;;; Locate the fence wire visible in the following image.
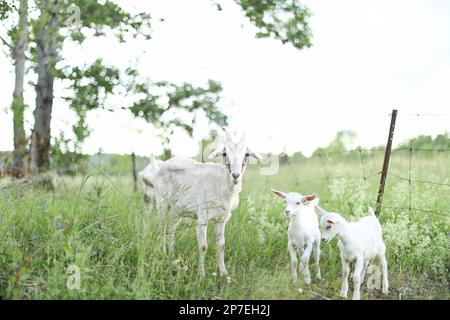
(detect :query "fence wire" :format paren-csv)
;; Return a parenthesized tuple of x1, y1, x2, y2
(253, 113, 449, 220)
(1, 112, 449, 220)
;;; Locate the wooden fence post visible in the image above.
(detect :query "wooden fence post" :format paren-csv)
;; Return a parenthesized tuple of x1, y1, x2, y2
(131, 152, 137, 192)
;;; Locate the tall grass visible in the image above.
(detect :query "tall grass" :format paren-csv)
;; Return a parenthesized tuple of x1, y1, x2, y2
(0, 153, 449, 299)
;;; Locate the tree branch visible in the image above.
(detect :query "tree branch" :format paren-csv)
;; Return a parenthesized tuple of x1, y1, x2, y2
(0, 35, 13, 50)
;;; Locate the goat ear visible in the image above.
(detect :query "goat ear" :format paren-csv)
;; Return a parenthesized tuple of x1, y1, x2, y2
(248, 149, 263, 161)
(325, 215, 339, 223)
(208, 147, 225, 160)
(304, 194, 317, 202)
(271, 188, 287, 199)
(303, 194, 319, 205)
(326, 217, 339, 224)
(314, 205, 328, 217)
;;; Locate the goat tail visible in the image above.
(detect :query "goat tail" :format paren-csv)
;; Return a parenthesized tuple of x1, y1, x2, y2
(368, 206, 375, 216)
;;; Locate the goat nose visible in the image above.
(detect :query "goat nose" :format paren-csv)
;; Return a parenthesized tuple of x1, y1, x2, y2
(285, 210, 290, 215)
(232, 173, 240, 179)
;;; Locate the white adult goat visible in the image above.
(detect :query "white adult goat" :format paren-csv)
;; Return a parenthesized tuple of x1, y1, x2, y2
(271, 189, 321, 284)
(314, 206, 389, 300)
(139, 129, 261, 276)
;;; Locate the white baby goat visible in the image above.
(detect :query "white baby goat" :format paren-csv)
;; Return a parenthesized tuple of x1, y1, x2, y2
(314, 206, 389, 300)
(139, 128, 261, 277)
(271, 189, 321, 284)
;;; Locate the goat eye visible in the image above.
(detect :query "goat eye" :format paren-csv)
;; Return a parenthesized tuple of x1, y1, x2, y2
(245, 153, 250, 157)
(296, 202, 301, 205)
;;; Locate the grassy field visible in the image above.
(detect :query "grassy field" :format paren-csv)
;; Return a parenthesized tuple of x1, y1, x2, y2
(0, 152, 449, 299)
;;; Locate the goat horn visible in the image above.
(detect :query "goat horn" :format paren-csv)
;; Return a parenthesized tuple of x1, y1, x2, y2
(240, 131, 247, 143)
(222, 127, 233, 142)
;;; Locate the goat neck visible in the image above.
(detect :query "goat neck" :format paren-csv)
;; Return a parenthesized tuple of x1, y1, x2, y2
(334, 219, 352, 246)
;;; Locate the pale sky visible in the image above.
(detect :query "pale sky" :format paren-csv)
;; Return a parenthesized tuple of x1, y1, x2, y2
(1, 0, 449, 157)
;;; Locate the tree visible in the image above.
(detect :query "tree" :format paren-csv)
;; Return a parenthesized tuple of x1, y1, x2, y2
(312, 130, 357, 157)
(30, 0, 60, 172)
(433, 133, 450, 150)
(127, 78, 227, 138)
(3, 0, 313, 174)
(30, 0, 153, 172)
(228, 0, 312, 49)
(0, 0, 29, 177)
(290, 151, 305, 163)
(28, 0, 226, 173)
(0, 0, 12, 20)
(397, 133, 450, 156)
(11, 0, 28, 177)
(55, 59, 121, 155)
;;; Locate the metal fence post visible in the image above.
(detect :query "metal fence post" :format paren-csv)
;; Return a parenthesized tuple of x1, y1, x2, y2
(375, 109, 398, 216)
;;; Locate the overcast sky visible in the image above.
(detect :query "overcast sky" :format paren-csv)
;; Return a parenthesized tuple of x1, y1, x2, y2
(1, 0, 449, 157)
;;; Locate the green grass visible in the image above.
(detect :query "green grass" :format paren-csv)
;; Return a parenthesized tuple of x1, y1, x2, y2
(0, 153, 449, 299)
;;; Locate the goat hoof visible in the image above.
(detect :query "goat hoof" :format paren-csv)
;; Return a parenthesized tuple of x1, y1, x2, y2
(340, 292, 347, 298)
(219, 270, 228, 277)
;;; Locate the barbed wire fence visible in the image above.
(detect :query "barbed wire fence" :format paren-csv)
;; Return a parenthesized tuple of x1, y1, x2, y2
(1, 110, 449, 221)
(252, 110, 449, 220)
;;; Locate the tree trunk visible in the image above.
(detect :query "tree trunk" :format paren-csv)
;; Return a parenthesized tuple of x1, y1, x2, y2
(30, 0, 59, 173)
(11, 0, 28, 178)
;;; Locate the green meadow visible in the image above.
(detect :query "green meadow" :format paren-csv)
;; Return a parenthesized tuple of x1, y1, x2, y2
(0, 151, 449, 299)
